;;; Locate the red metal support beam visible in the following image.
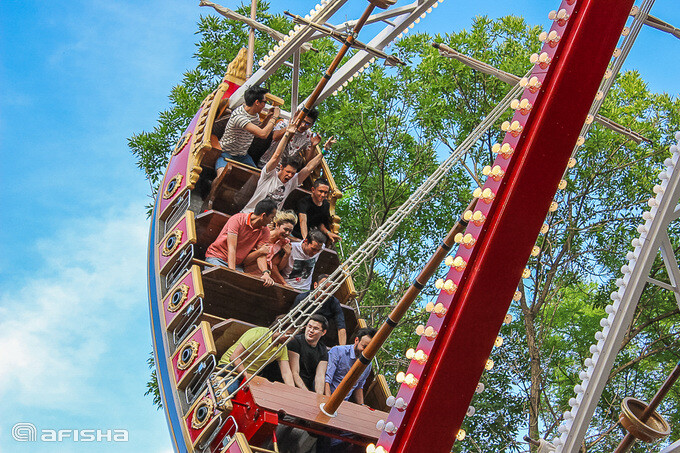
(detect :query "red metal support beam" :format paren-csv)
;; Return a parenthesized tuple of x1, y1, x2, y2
(386, 0, 634, 451)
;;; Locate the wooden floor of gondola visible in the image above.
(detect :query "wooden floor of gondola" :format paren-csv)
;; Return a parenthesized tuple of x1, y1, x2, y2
(248, 376, 387, 441)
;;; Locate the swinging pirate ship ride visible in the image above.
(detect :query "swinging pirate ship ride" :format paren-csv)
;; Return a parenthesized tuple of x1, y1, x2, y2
(147, 0, 680, 452)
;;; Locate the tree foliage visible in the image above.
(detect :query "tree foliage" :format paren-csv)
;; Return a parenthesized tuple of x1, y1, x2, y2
(132, 4, 680, 452)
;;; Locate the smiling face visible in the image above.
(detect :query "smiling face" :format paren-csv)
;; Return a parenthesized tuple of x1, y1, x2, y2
(275, 221, 294, 239)
(304, 319, 326, 345)
(311, 183, 330, 205)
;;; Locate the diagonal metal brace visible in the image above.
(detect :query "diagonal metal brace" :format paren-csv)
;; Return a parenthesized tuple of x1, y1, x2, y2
(200, 0, 318, 53)
(284, 11, 405, 66)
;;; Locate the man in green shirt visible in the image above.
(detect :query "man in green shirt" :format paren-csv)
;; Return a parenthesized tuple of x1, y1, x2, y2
(218, 320, 295, 389)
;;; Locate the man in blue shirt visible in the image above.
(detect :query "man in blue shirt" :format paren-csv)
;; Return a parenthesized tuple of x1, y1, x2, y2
(324, 327, 376, 404)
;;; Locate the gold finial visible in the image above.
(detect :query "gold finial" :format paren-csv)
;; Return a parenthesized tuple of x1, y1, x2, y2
(224, 48, 248, 84)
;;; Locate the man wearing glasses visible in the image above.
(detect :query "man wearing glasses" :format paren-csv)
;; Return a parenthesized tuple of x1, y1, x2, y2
(216, 86, 280, 171)
(257, 107, 322, 168)
(291, 274, 346, 345)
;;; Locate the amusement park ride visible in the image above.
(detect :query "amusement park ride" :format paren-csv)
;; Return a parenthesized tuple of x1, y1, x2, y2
(146, 0, 680, 452)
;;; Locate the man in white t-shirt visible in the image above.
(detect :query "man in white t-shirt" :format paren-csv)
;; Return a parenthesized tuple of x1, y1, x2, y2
(283, 229, 326, 291)
(241, 123, 324, 213)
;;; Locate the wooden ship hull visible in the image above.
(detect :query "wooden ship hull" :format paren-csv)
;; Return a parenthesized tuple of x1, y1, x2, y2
(147, 50, 390, 453)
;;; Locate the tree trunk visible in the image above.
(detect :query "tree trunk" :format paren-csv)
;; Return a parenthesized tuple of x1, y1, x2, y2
(522, 306, 542, 451)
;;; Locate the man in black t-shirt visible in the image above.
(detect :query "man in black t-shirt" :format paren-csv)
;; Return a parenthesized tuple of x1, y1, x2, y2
(292, 274, 347, 345)
(288, 314, 329, 394)
(292, 178, 341, 243)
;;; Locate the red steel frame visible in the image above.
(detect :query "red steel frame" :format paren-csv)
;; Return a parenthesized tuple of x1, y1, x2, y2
(390, 0, 634, 451)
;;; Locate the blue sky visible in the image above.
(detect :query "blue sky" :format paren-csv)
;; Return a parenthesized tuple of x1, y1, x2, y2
(0, 1, 677, 452)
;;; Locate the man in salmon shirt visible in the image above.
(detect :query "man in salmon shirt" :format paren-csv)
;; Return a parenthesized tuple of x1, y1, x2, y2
(205, 198, 277, 286)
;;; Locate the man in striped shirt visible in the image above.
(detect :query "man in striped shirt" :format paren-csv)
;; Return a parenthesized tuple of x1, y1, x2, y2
(216, 86, 280, 172)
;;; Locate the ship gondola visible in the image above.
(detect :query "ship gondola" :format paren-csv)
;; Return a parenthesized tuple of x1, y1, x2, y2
(148, 39, 392, 452)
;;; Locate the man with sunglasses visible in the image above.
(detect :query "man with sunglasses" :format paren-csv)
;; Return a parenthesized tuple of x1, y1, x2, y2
(257, 108, 322, 168)
(216, 86, 280, 171)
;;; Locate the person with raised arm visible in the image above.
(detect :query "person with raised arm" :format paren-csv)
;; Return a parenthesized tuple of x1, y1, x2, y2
(241, 123, 324, 214)
(257, 107, 321, 168)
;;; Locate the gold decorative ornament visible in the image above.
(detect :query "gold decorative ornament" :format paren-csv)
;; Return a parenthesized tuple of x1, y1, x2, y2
(177, 340, 200, 371)
(167, 284, 190, 312)
(162, 229, 183, 256)
(224, 48, 248, 84)
(172, 133, 191, 156)
(163, 174, 183, 199)
(192, 94, 215, 156)
(191, 396, 215, 430)
(619, 397, 670, 443)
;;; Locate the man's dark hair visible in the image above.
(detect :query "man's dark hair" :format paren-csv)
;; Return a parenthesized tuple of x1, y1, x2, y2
(271, 313, 296, 332)
(312, 178, 330, 189)
(354, 327, 377, 342)
(315, 273, 329, 283)
(307, 108, 319, 122)
(308, 314, 328, 331)
(254, 198, 277, 216)
(244, 86, 269, 107)
(306, 229, 327, 245)
(281, 154, 304, 172)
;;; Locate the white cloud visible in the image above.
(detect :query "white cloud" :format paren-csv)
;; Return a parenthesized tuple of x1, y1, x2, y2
(0, 202, 149, 410)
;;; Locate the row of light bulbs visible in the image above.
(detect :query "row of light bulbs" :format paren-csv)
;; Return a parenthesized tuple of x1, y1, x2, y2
(257, 0, 331, 68)
(368, 0, 579, 451)
(552, 134, 680, 451)
(549, 3, 670, 448)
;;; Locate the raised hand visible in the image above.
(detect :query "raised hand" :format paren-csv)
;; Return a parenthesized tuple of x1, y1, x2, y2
(323, 136, 337, 151)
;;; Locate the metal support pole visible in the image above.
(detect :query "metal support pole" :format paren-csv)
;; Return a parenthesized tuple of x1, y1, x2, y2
(321, 199, 477, 416)
(290, 3, 375, 128)
(291, 50, 300, 114)
(276, 2, 377, 152)
(246, 0, 257, 78)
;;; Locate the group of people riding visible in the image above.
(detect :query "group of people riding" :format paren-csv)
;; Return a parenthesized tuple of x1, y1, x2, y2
(204, 86, 373, 452)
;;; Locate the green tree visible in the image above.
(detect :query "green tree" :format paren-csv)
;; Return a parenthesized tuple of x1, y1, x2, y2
(132, 6, 680, 452)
